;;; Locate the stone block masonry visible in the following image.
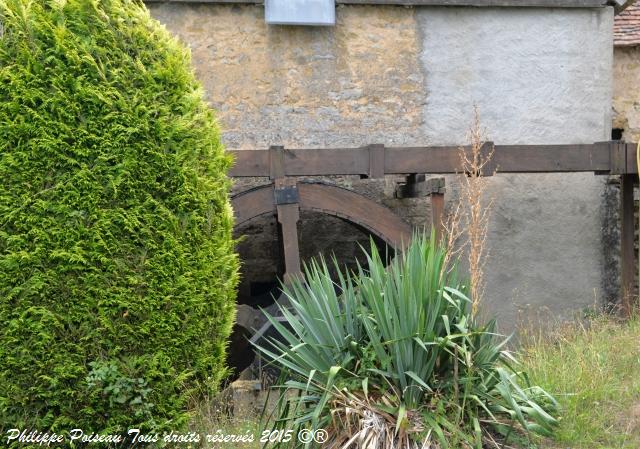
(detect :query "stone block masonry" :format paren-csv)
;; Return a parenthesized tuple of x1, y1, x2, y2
(614, 46, 640, 142)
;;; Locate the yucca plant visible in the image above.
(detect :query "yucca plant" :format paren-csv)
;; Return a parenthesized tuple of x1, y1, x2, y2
(256, 231, 557, 449)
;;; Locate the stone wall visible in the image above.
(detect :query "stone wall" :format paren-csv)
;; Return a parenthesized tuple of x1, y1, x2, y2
(612, 44, 640, 304)
(148, 4, 427, 148)
(147, 3, 616, 331)
(613, 46, 640, 142)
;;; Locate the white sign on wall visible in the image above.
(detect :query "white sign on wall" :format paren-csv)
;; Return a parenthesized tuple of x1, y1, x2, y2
(265, 0, 335, 26)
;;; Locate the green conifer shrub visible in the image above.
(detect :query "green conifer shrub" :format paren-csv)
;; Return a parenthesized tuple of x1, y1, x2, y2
(0, 0, 238, 434)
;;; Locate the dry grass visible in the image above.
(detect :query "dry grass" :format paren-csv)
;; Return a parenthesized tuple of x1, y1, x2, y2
(325, 390, 436, 449)
(185, 385, 264, 449)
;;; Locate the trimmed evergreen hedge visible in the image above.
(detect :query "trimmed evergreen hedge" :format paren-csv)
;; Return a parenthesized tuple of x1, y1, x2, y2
(0, 0, 238, 434)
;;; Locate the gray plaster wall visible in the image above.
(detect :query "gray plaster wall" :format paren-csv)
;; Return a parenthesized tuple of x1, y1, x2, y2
(417, 7, 614, 328)
(418, 8, 612, 144)
(147, 3, 616, 329)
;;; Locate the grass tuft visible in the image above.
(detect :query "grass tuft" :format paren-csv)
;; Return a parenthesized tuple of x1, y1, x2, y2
(520, 313, 640, 449)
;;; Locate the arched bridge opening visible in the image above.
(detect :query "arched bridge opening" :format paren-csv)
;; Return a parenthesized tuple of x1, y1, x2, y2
(228, 181, 413, 379)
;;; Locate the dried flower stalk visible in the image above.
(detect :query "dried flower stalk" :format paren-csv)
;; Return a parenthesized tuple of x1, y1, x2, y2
(444, 108, 495, 318)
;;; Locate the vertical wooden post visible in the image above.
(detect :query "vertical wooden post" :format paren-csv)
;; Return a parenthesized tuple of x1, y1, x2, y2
(426, 177, 446, 244)
(620, 173, 635, 317)
(277, 204, 301, 284)
(269, 145, 285, 180)
(368, 144, 385, 179)
(431, 191, 445, 243)
(274, 178, 302, 285)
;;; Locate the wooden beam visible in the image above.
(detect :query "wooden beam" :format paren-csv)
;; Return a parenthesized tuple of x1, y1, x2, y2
(275, 178, 302, 283)
(277, 203, 302, 284)
(610, 141, 628, 175)
(230, 150, 270, 177)
(387, 143, 612, 174)
(489, 143, 612, 173)
(620, 174, 636, 317)
(232, 184, 274, 227)
(298, 183, 412, 248)
(431, 191, 445, 243)
(626, 143, 639, 175)
(368, 144, 385, 179)
(228, 142, 621, 178)
(269, 145, 285, 180)
(229, 148, 370, 177)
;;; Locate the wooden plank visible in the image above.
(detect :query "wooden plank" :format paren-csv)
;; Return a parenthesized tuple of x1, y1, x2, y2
(610, 141, 627, 175)
(229, 148, 370, 177)
(385, 146, 460, 174)
(386, 143, 612, 174)
(431, 192, 445, 243)
(298, 183, 412, 248)
(620, 174, 636, 317)
(626, 143, 639, 175)
(228, 142, 620, 177)
(368, 144, 385, 179)
(491, 143, 612, 173)
(480, 141, 497, 176)
(285, 148, 370, 176)
(394, 175, 446, 242)
(229, 150, 270, 177)
(232, 185, 275, 226)
(275, 179, 302, 284)
(269, 145, 285, 180)
(277, 205, 302, 284)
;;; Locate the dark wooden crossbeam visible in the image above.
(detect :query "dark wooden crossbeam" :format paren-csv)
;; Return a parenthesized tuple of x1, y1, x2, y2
(228, 142, 638, 178)
(230, 142, 639, 317)
(230, 141, 639, 317)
